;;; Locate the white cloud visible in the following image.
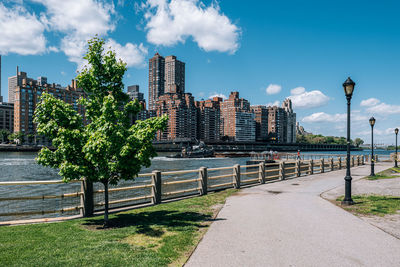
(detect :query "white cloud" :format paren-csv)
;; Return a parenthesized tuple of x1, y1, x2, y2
(302, 112, 367, 123)
(266, 84, 281, 95)
(142, 0, 240, 54)
(288, 87, 329, 109)
(360, 98, 380, 107)
(0, 3, 46, 55)
(366, 102, 400, 115)
(290, 87, 305, 95)
(35, 0, 116, 65)
(105, 39, 148, 67)
(209, 93, 227, 100)
(266, 101, 280, 107)
(28, 0, 148, 68)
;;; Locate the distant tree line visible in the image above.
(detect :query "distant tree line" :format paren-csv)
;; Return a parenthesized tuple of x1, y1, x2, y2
(296, 134, 364, 147)
(0, 129, 38, 145)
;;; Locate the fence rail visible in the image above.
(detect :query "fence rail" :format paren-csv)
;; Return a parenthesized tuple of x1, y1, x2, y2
(0, 154, 378, 223)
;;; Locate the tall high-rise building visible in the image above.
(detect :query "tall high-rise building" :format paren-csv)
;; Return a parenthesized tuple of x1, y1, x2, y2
(196, 97, 222, 142)
(282, 98, 296, 143)
(221, 92, 255, 142)
(164, 55, 185, 94)
(267, 99, 296, 143)
(8, 67, 33, 104)
(148, 53, 165, 111)
(251, 105, 269, 141)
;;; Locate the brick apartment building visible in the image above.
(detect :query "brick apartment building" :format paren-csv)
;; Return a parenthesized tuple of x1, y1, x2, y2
(267, 99, 296, 143)
(156, 93, 197, 141)
(221, 92, 255, 142)
(196, 97, 223, 142)
(251, 105, 269, 141)
(13, 76, 85, 135)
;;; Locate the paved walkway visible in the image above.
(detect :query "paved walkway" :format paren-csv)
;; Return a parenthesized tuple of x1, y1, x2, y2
(186, 162, 400, 267)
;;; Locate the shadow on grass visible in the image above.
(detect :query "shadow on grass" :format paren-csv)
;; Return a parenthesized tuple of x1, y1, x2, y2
(82, 210, 226, 233)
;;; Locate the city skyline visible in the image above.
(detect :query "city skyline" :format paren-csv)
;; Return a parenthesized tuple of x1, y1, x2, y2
(1, 0, 400, 144)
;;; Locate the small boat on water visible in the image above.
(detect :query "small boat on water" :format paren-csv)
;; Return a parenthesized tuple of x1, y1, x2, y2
(167, 142, 215, 158)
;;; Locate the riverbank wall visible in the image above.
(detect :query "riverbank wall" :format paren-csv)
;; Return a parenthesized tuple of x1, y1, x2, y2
(0, 143, 362, 153)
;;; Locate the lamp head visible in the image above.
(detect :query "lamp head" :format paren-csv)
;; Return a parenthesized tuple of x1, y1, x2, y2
(396, 128, 399, 135)
(343, 77, 355, 98)
(369, 117, 376, 127)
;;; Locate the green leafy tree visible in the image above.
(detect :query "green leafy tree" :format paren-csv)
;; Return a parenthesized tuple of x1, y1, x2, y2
(354, 138, 364, 147)
(0, 129, 10, 143)
(34, 37, 168, 226)
(8, 132, 25, 145)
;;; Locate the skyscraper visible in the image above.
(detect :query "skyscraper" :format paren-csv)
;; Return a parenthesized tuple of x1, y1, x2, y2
(164, 55, 185, 94)
(196, 97, 222, 142)
(251, 105, 269, 141)
(282, 98, 296, 143)
(8, 67, 33, 104)
(148, 53, 165, 111)
(267, 99, 296, 143)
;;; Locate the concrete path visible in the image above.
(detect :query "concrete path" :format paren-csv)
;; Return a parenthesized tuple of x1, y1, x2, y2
(186, 162, 400, 267)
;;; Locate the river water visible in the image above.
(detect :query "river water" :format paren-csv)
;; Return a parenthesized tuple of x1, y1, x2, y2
(0, 149, 393, 222)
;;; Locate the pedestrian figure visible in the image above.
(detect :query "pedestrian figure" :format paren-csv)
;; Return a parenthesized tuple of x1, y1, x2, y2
(297, 150, 301, 160)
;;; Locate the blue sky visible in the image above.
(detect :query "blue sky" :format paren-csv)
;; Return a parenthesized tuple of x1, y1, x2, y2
(1, 0, 400, 144)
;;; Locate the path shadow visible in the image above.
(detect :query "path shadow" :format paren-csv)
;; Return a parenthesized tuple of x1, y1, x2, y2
(82, 210, 226, 233)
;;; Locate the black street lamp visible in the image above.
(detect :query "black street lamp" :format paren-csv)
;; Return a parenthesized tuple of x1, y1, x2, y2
(395, 128, 399, 168)
(369, 117, 376, 176)
(342, 77, 355, 205)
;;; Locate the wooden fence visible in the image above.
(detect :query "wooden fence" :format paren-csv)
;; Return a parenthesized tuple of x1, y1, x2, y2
(0, 155, 374, 223)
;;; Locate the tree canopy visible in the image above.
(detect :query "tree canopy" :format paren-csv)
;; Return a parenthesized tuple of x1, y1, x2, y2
(296, 134, 363, 146)
(34, 37, 168, 226)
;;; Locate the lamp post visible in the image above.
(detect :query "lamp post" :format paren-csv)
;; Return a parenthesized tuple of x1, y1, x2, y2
(342, 77, 355, 205)
(369, 117, 375, 176)
(395, 128, 399, 168)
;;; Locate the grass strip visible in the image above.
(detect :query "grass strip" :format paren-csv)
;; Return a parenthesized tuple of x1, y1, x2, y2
(366, 167, 400, 180)
(337, 195, 400, 216)
(0, 189, 237, 267)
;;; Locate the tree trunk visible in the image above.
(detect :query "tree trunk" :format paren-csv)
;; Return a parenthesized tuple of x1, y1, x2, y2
(103, 181, 109, 228)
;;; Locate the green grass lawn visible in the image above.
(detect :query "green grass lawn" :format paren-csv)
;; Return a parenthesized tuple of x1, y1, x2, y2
(366, 167, 400, 180)
(337, 195, 400, 216)
(0, 189, 236, 267)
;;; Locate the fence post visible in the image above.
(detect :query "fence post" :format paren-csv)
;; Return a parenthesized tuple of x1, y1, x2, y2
(321, 158, 325, 173)
(80, 178, 94, 217)
(362, 155, 365, 165)
(310, 159, 314, 175)
(233, 164, 241, 189)
(296, 160, 301, 177)
(330, 158, 334, 171)
(259, 163, 265, 184)
(338, 157, 342, 169)
(279, 161, 285, 180)
(375, 155, 379, 162)
(199, 167, 208, 195)
(152, 170, 162, 204)
(351, 156, 354, 167)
